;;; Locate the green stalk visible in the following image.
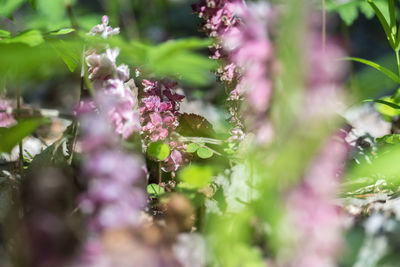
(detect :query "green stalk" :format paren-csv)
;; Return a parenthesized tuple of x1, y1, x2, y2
(396, 49, 400, 77)
(389, 0, 397, 35)
(368, 0, 395, 49)
(16, 81, 23, 174)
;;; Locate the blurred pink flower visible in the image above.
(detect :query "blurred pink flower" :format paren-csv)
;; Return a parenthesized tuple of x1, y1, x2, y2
(0, 98, 16, 128)
(85, 22, 140, 139)
(88, 15, 120, 38)
(287, 132, 349, 267)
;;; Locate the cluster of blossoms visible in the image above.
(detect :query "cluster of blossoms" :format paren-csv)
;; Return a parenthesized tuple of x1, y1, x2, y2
(73, 17, 147, 266)
(0, 97, 16, 128)
(83, 16, 140, 139)
(223, 2, 275, 143)
(286, 26, 350, 267)
(193, 0, 275, 144)
(78, 106, 146, 231)
(76, 105, 146, 267)
(287, 131, 349, 267)
(79, 15, 145, 232)
(192, 0, 244, 143)
(139, 79, 190, 172)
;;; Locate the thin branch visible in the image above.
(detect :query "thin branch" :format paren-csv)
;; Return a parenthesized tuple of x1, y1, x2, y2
(16, 82, 23, 174)
(177, 136, 224, 145)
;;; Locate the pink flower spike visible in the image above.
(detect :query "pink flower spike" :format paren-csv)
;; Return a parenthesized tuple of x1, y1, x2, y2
(102, 15, 109, 25)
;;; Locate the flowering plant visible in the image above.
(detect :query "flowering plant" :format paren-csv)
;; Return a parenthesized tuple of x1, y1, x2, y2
(1, 0, 400, 267)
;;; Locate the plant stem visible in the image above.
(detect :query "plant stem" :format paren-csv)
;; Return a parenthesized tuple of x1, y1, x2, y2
(16, 82, 23, 174)
(395, 50, 400, 77)
(158, 162, 162, 194)
(177, 136, 223, 145)
(66, 4, 79, 30)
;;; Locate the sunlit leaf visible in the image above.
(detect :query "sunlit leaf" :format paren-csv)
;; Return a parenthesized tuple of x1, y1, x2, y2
(0, 30, 10, 38)
(147, 184, 165, 198)
(0, 30, 44, 47)
(345, 57, 400, 83)
(178, 165, 213, 189)
(50, 40, 79, 72)
(187, 143, 199, 153)
(363, 98, 400, 118)
(376, 134, 400, 145)
(47, 28, 75, 36)
(197, 147, 213, 159)
(147, 141, 170, 161)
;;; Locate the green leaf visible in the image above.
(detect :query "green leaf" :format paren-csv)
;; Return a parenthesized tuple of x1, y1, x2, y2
(0, 119, 42, 153)
(59, 52, 77, 72)
(147, 184, 165, 198)
(28, 122, 75, 169)
(148, 38, 217, 86)
(50, 40, 78, 72)
(343, 144, 400, 193)
(0, 30, 44, 47)
(178, 165, 213, 189)
(29, 0, 36, 8)
(325, 0, 359, 26)
(0, 0, 27, 17)
(0, 30, 10, 38)
(48, 28, 75, 36)
(197, 147, 213, 159)
(337, 3, 359, 26)
(388, 0, 396, 35)
(359, 2, 375, 19)
(367, 0, 394, 47)
(147, 141, 170, 161)
(364, 98, 400, 109)
(344, 57, 400, 83)
(36, 0, 66, 23)
(187, 143, 199, 153)
(376, 134, 400, 145)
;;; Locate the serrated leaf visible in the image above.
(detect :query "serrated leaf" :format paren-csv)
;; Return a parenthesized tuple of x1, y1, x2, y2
(178, 165, 213, 189)
(147, 184, 165, 198)
(345, 57, 400, 83)
(187, 143, 199, 153)
(177, 113, 216, 138)
(147, 141, 170, 161)
(197, 147, 213, 159)
(48, 28, 75, 36)
(0, 119, 42, 153)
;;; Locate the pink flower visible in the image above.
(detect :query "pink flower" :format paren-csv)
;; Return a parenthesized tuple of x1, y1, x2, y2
(88, 15, 120, 38)
(0, 98, 16, 128)
(139, 79, 190, 171)
(85, 25, 140, 139)
(287, 132, 349, 267)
